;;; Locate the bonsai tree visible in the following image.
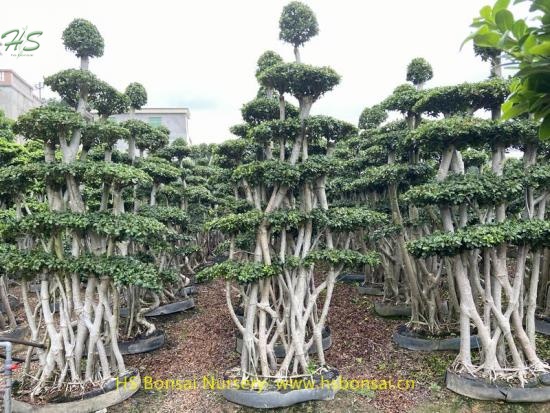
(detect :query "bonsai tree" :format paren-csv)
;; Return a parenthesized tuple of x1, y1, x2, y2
(358, 104, 387, 131)
(0, 20, 176, 403)
(198, 4, 380, 403)
(406, 44, 550, 395)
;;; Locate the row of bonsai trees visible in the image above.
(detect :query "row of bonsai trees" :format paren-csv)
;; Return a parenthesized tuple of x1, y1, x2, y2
(0, 0, 548, 409)
(0, 18, 227, 405)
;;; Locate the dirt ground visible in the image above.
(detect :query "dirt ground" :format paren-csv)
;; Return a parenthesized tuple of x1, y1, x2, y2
(106, 279, 550, 413)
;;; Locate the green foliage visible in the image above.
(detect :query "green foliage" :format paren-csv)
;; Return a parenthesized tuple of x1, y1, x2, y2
(364, 119, 409, 151)
(206, 210, 263, 234)
(407, 219, 550, 258)
(157, 138, 190, 161)
(233, 159, 301, 187)
(81, 121, 129, 150)
(0, 246, 168, 290)
(137, 205, 189, 226)
(241, 97, 298, 125)
(83, 162, 152, 187)
(402, 172, 522, 207)
(197, 260, 278, 283)
(410, 117, 538, 150)
(62, 18, 104, 58)
(305, 115, 357, 143)
(413, 78, 510, 116)
(406, 58, 433, 86)
(0, 163, 45, 195)
(125, 82, 147, 109)
(92, 82, 129, 117)
(279, 1, 319, 47)
(182, 185, 215, 204)
(382, 83, 422, 114)
(304, 249, 380, 268)
(358, 105, 388, 130)
(13, 104, 83, 144)
(300, 155, 341, 181)
(136, 126, 169, 153)
(230, 123, 251, 138)
(0, 110, 14, 141)
(323, 207, 388, 232)
(45, 69, 101, 108)
(215, 139, 254, 169)
(345, 163, 435, 193)
(136, 157, 180, 184)
(251, 119, 301, 144)
(462, 147, 490, 169)
(468, 0, 550, 138)
(0, 138, 27, 166)
(258, 63, 340, 102)
(11, 211, 170, 243)
(256, 51, 284, 78)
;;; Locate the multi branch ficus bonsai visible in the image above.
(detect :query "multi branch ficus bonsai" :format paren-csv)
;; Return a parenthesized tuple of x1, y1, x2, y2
(0, 19, 181, 399)
(199, 2, 380, 382)
(406, 48, 550, 384)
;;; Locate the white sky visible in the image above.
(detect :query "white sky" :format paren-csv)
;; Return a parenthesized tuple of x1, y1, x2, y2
(0, 0, 516, 144)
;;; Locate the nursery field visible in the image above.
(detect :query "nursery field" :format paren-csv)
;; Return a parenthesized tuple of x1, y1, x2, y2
(2, 0, 550, 412)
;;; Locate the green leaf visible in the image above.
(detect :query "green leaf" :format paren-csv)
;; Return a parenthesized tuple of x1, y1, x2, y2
(495, 9, 514, 31)
(522, 34, 537, 53)
(474, 32, 503, 47)
(480, 5, 493, 20)
(502, 99, 529, 119)
(493, 0, 511, 16)
(511, 19, 527, 39)
(529, 41, 550, 55)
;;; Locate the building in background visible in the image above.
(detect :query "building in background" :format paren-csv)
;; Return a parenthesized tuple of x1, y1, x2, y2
(0, 69, 42, 119)
(111, 107, 191, 145)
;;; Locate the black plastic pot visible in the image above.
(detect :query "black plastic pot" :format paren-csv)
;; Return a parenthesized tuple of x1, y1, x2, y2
(374, 301, 411, 318)
(179, 285, 198, 296)
(235, 327, 332, 357)
(13, 369, 141, 413)
(145, 297, 195, 317)
(221, 369, 339, 409)
(0, 324, 28, 341)
(446, 369, 550, 402)
(356, 282, 384, 296)
(535, 316, 550, 336)
(117, 330, 166, 355)
(393, 325, 480, 351)
(120, 297, 195, 318)
(336, 273, 364, 283)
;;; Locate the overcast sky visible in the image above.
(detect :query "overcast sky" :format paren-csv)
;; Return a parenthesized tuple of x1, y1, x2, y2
(0, 0, 516, 144)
